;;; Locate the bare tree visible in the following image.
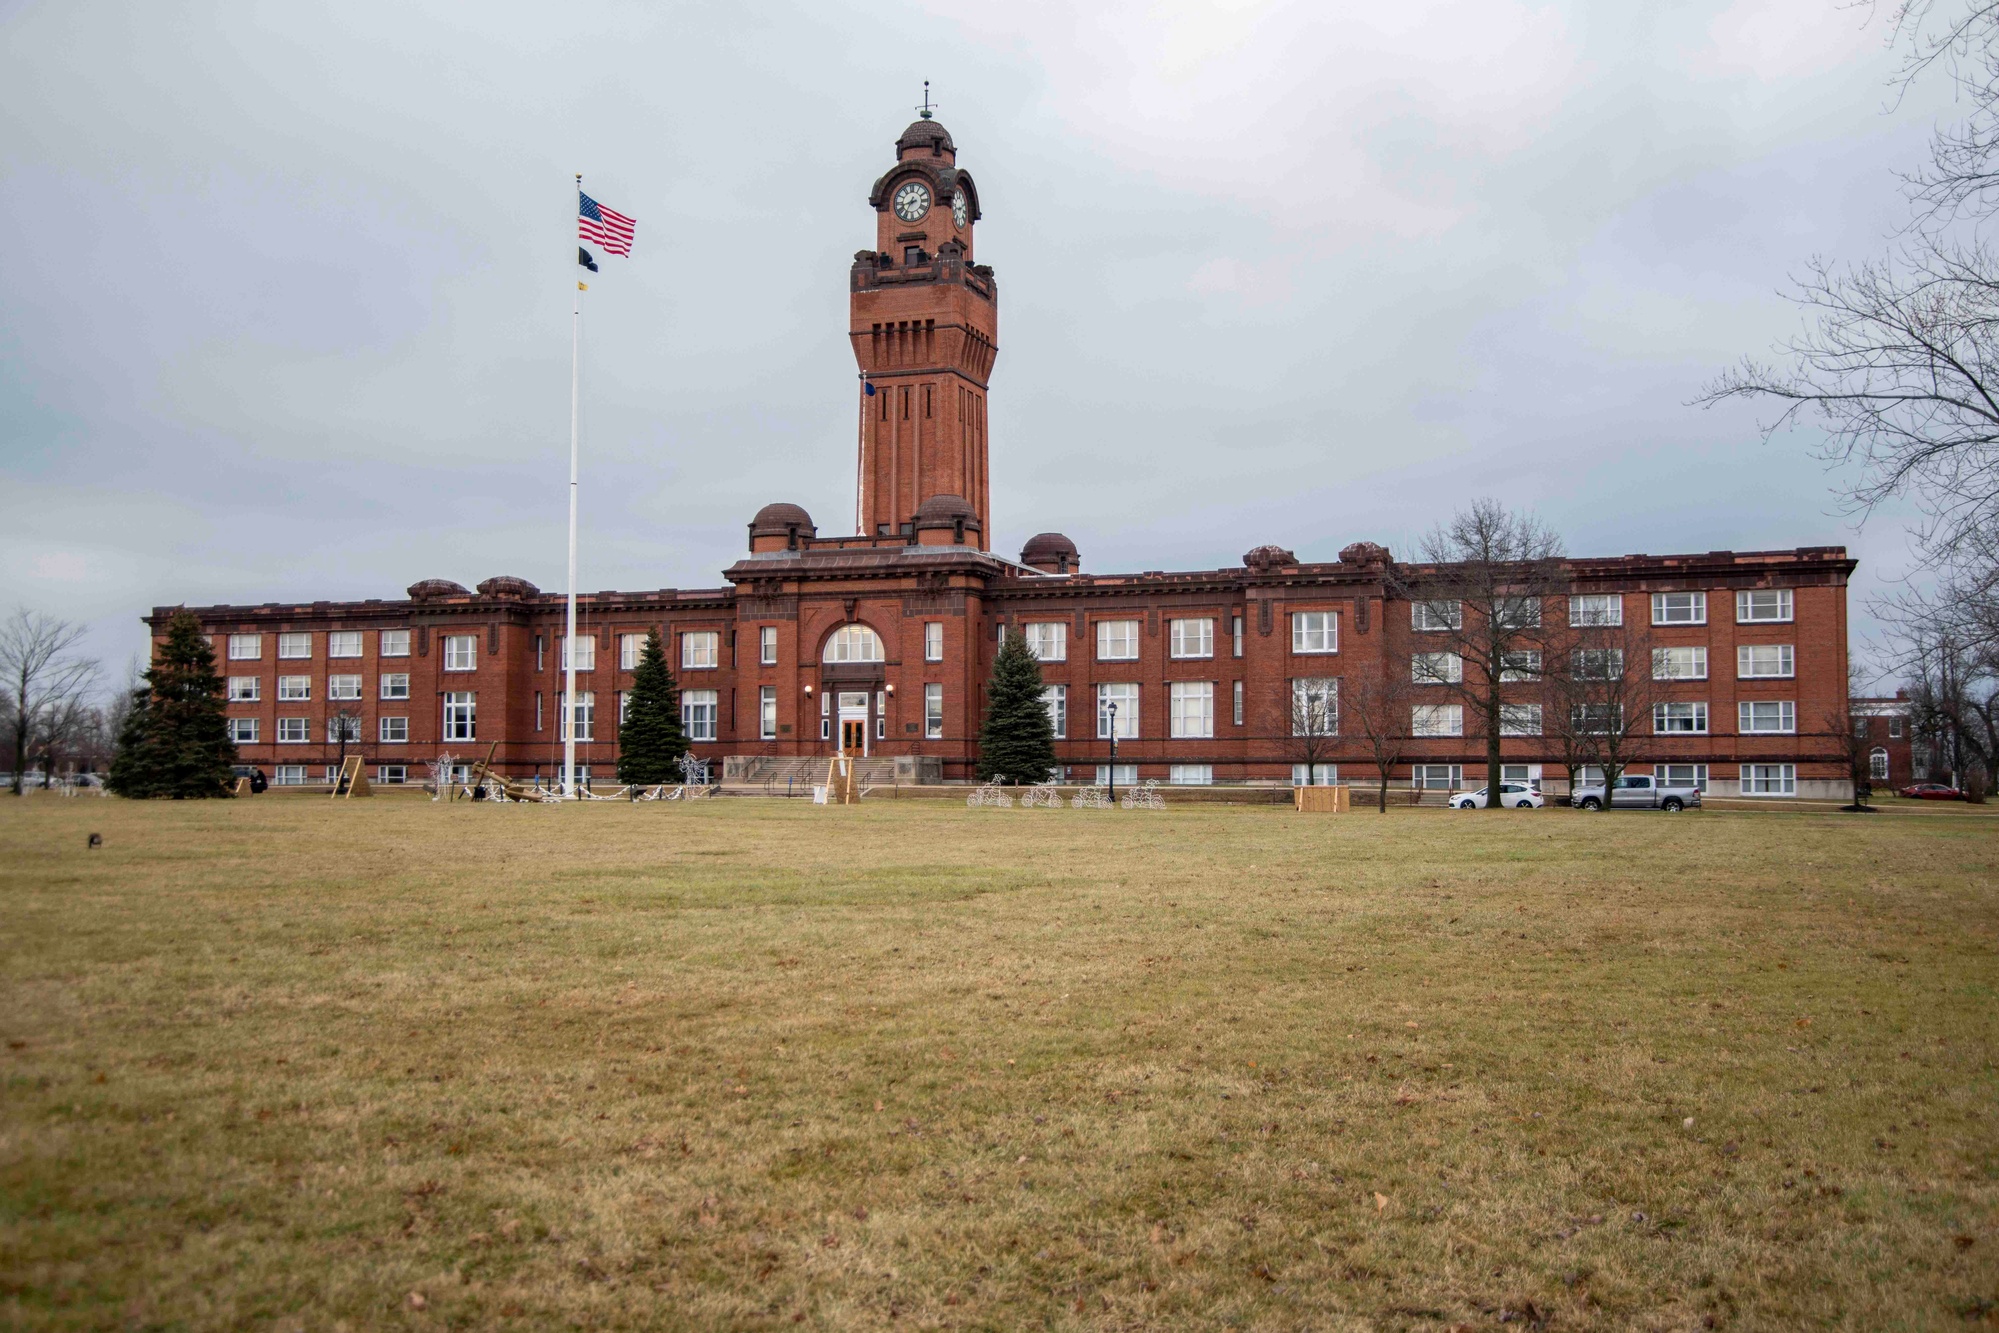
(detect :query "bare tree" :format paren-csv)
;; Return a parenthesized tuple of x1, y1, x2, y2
(1700, 3, 1999, 567)
(0, 609, 101, 796)
(1543, 610, 1670, 805)
(1826, 663, 1880, 810)
(329, 705, 364, 772)
(1284, 678, 1340, 785)
(1878, 548, 1999, 798)
(1343, 670, 1411, 813)
(1389, 500, 1566, 811)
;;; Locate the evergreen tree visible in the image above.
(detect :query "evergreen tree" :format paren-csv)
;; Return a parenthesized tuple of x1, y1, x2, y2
(108, 611, 236, 799)
(617, 628, 689, 785)
(977, 629, 1057, 784)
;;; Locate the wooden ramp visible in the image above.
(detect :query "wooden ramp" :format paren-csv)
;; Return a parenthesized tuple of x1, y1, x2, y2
(1294, 784, 1348, 813)
(331, 755, 371, 798)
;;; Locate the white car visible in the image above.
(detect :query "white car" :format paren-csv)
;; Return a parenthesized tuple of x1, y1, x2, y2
(1450, 783, 1544, 809)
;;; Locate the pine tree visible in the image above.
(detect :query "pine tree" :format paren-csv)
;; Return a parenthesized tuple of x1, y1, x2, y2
(977, 629, 1057, 784)
(108, 611, 236, 799)
(617, 628, 689, 785)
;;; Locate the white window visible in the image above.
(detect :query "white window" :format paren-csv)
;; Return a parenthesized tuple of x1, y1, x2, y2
(1413, 651, 1461, 685)
(1655, 763, 1709, 791)
(762, 626, 780, 665)
(276, 717, 308, 744)
(1412, 763, 1462, 790)
(1652, 592, 1706, 625)
(1170, 618, 1215, 659)
(1889, 717, 1905, 739)
(226, 718, 259, 743)
(228, 633, 262, 660)
(1739, 700, 1796, 734)
(277, 675, 310, 701)
(443, 691, 476, 741)
(1023, 622, 1065, 661)
(327, 715, 361, 744)
(1499, 703, 1543, 736)
(1737, 644, 1795, 679)
(1043, 684, 1067, 739)
(1653, 646, 1708, 680)
(273, 764, 306, 785)
(536, 637, 545, 672)
(1291, 612, 1337, 654)
(1411, 703, 1463, 737)
(379, 629, 410, 657)
(444, 635, 477, 671)
(1095, 764, 1138, 787)
(380, 673, 409, 700)
(379, 716, 408, 744)
(278, 632, 311, 659)
(759, 686, 778, 740)
(617, 691, 630, 725)
(376, 765, 407, 785)
(1653, 701, 1709, 734)
(1096, 620, 1140, 661)
(1097, 683, 1139, 738)
(561, 635, 597, 672)
(1570, 703, 1622, 734)
(620, 633, 645, 670)
(227, 676, 260, 702)
(820, 690, 830, 741)
(1412, 600, 1462, 632)
(562, 690, 595, 741)
(682, 689, 718, 741)
(821, 625, 883, 663)
(327, 632, 362, 658)
(1869, 748, 1890, 781)
(1740, 763, 1797, 795)
(536, 692, 544, 732)
(1569, 594, 1622, 627)
(925, 683, 943, 739)
(327, 674, 362, 701)
(1495, 597, 1542, 629)
(1292, 763, 1338, 786)
(1232, 615, 1244, 658)
(1292, 678, 1339, 736)
(1736, 589, 1794, 623)
(876, 691, 887, 741)
(1233, 679, 1244, 726)
(1169, 763, 1213, 785)
(1499, 650, 1542, 682)
(1572, 648, 1623, 680)
(1169, 681, 1214, 738)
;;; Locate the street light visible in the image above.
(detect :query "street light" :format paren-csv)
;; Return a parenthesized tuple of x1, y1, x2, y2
(1106, 699, 1118, 803)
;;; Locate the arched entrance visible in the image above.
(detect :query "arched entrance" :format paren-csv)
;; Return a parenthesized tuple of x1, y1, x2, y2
(821, 624, 886, 758)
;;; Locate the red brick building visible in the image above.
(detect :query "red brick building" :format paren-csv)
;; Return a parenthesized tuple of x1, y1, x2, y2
(151, 114, 1859, 800)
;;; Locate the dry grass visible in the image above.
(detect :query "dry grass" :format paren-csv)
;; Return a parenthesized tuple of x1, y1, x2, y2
(1, 795, 1996, 1331)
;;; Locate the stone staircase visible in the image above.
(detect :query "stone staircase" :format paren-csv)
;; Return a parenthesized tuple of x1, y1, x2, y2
(718, 755, 899, 797)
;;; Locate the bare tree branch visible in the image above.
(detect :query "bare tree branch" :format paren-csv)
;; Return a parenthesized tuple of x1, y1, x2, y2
(0, 608, 101, 795)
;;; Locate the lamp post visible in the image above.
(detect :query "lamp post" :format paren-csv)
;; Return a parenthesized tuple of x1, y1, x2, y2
(1106, 699, 1118, 803)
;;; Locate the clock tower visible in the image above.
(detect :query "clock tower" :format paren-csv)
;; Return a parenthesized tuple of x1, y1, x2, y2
(850, 111, 998, 547)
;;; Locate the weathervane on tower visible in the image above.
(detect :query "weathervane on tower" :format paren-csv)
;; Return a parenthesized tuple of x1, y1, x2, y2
(917, 80, 935, 120)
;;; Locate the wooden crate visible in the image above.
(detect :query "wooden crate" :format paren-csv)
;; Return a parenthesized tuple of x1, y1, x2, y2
(1294, 785, 1349, 813)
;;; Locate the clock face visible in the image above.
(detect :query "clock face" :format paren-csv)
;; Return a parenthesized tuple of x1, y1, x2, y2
(952, 188, 967, 228)
(892, 180, 931, 223)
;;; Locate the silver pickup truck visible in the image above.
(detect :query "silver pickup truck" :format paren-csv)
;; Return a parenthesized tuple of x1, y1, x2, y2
(1570, 773, 1701, 812)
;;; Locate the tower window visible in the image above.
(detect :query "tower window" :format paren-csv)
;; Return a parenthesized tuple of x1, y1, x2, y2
(923, 386, 932, 418)
(904, 246, 926, 265)
(901, 387, 910, 420)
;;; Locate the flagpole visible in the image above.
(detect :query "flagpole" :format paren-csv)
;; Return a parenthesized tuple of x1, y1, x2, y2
(564, 172, 582, 799)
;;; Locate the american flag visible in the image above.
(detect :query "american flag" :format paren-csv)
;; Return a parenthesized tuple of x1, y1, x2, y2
(578, 192, 635, 256)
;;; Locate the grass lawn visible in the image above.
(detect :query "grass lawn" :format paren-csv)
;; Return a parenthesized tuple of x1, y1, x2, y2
(1, 795, 1996, 1331)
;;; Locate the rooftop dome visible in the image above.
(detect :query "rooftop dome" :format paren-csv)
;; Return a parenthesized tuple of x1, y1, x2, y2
(406, 578, 468, 601)
(1242, 545, 1299, 572)
(1020, 532, 1078, 573)
(476, 575, 540, 599)
(912, 493, 979, 528)
(897, 118, 955, 153)
(749, 502, 817, 538)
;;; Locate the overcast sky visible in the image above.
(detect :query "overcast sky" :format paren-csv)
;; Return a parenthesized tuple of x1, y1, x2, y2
(0, 0, 1953, 684)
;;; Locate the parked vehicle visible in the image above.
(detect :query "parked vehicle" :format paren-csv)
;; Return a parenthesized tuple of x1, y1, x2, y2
(1898, 782, 1965, 800)
(1450, 783, 1544, 809)
(1570, 773, 1701, 812)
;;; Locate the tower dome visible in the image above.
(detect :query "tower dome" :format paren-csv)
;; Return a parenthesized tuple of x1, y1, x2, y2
(1020, 532, 1078, 574)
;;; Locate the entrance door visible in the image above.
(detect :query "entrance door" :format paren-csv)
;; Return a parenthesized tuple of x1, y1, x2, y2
(836, 691, 870, 757)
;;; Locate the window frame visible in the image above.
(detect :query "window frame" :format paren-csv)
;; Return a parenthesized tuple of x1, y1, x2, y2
(1097, 682, 1139, 738)
(379, 629, 410, 658)
(681, 688, 719, 741)
(1095, 620, 1140, 662)
(1651, 591, 1707, 626)
(326, 674, 363, 702)
(1290, 611, 1338, 654)
(821, 625, 883, 664)
(276, 717, 309, 744)
(327, 631, 362, 659)
(378, 716, 408, 744)
(1170, 617, 1215, 660)
(1737, 699, 1797, 734)
(1412, 651, 1462, 685)
(1023, 621, 1065, 662)
(1292, 678, 1340, 736)
(442, 691, 477, 741)
(277, 632, 312, 660)
(277, 675, 310, 702)
(1499, 703, 1543, 736)
(1412, 600, 1462, 632)
(227, 633, 262, 661)
(227, 676, 261, 702)
(1568, 594, 1622, 627)
(1736, 644, 1796, 679)
(1652, 645, 1709, 680)
(226, 717, 259, 743)
(924, 683, 944, 739)
(379, 672, 410, 700)
(1652, 700, 1709, 734)
(1043, 684, 1067, 739)
(759, 686, 778, 740)
(1735, 589, 1794, 623)
(761, 625, 780, 666)
(443, 635, 478, 672)
(1740, 763, 1797, 795)
(1410, 703, 1464, 737)
(1168, 680, 1214, 739)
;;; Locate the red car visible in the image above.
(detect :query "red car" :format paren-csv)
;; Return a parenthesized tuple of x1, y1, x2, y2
(1898, 782, 1965, 800)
